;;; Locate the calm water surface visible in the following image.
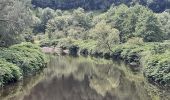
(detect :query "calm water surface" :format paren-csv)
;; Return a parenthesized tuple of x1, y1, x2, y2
(0, 55, 170, 100)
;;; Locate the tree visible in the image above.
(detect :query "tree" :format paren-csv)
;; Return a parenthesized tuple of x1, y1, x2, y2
(107, 4, 129, 42)
(46, 15, 72, 39)
(157, 12, 170, 40)
(72, 8, 92, 30)
(90, 21, 120, 51)
(0, 0, 32, 46)
(33, 7, 56, 34)
(107, 5, 164, 42)
(134, 10, 164, 42)
(45, 8, 93, 40)
(31, 0, 170, 12)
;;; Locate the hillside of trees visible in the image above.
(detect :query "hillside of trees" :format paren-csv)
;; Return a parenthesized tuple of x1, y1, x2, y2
(32, 0, 170, 12)
(33, 5, 170, 42)
(1, 0, 170, 46)
(34, 5, 170, 88)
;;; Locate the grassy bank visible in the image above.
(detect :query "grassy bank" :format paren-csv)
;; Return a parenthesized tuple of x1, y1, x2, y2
(0, 42, 47, 87)
(40, 38, 170, 88)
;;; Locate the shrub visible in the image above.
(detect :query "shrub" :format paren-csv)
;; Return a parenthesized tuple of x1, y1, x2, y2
(111, 46, 123, 59)
(57, 38, 74, 48)
(69, 45, 79, 56)
(0, 42, 47, 76)
(40, 39, 59, 47)
(0, 59, 22, 86)
(25, 35, 34, 43)
(144, 53, 170, 87)
(150, 43, 169, 54)
(127, 37, 144, 45)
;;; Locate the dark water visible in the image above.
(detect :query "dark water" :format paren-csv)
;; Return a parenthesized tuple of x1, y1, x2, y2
(0, 56, 170, 100)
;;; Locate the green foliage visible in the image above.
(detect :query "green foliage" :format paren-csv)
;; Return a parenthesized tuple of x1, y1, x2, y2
(157, 11, 170, 40)
(0, 59, 22, 86)
(72, 8, 92, 29)
(106, 5, 164, 42)
(40, 39, 59, 47)
(57, 38, 74, 48)
(89, 21, 120, 50)
(0, 0, 32, 46)
(127, 37, 144, 45)
(35, 5, 168, 44)
(134, 11, 163, 42)
(73, 39, 97, 50)
(107, 4, 129, 42)
(30, 0, 170, 88)
(31, 0, 170, 12)
(46, 15, 72, 39)
(0, 42, 47, 76)
(33, 7, 56, 34)
(150, 43, 169, 54)
(144, 53, 170, 87)
(45, 8, 93, 40)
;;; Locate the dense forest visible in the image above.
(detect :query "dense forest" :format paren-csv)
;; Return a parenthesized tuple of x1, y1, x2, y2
(32, 0, 170, 12)
(0, 0, 170, 94)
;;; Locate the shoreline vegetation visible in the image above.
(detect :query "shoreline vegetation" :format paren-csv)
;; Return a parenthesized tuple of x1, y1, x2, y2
(35, 3, 170, 89)
(0, 42, 47, 87)
(0, 0, 170, 92)
(40, 38, 170, 89)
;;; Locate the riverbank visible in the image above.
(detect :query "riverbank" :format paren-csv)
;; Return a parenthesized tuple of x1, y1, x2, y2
(1, 55, 170, 100)
(40, 38, 170, 88)
(0, 42, 47, 87)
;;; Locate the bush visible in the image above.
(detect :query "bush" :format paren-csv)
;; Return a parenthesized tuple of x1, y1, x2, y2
(69, 45, 79, 56)
(144, 53, 170, 87)
(0, 42, 47, 76)
(116, 45, 142, 64)
(0, 59, 22, 86)
(57, 38, 74, 48)
(127, 37, 144, 45)
(111, 46, 123, 59)
(25, 35, 34, 43)
(150, 42, 170, 54)
(80, 48, 89, 56)
(40, 39, 59, 47)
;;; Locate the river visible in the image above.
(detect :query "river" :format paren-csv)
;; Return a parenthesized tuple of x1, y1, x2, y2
(0, 55, 170, 100)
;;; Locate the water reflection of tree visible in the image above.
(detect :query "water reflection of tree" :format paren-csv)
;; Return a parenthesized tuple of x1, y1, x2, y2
(1, 56, 168, 100)
(43, 56, 153, 100)
(0, 72, 45, 100)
